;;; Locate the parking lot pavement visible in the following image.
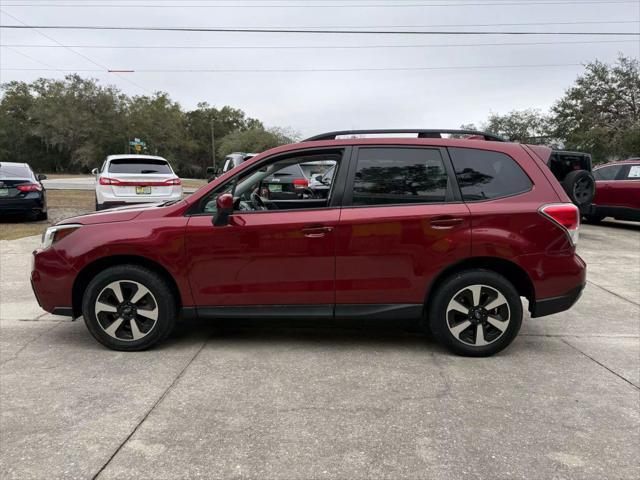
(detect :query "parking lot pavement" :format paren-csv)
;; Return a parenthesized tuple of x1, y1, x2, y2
(1, 222, 638, 479)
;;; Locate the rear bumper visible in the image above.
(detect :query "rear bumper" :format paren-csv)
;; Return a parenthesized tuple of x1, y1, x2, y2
(96, 187, 182, 207)
(0, 196, 45, 214)
(530, 284, 585, 318)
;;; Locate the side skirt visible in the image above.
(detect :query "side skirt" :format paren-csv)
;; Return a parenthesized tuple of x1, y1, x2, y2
(183, 304, 423, 321)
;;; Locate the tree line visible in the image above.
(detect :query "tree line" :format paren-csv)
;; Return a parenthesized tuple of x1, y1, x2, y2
(463, 55, 639, 163)
(0, 55, 637, 175)
(0, 75, 297, 176)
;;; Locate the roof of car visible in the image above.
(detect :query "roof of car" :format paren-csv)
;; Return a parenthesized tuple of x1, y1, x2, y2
(0, 162, 29, 168)
(594, 158, 640, 168)
(106, 154, 168, 161)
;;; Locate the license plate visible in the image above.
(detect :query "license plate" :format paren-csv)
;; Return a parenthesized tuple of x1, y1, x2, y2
(267, 184, 282, 193)
(136, 186, 151, 195)
(0, 188, 8, 197)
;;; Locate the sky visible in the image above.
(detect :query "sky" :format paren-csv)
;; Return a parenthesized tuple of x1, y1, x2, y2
(0, 0, 639, 138)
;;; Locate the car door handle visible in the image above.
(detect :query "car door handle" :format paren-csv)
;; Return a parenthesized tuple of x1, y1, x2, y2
(302, 226, 333, 238)
(430, 217, 465, 229)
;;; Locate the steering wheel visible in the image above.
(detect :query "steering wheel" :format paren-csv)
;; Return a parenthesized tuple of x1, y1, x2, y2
(250, 191, 268, 211)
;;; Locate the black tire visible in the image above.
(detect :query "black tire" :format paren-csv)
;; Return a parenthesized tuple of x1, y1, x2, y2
(582, 214, 603, 224)
(427, 270, 523, 357)
(37, 210, 48, 221)
(82, 265, 177, 351)
(562, 170, 595, 206)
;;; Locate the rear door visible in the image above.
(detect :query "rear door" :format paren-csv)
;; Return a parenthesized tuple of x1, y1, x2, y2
(334, 146, 471, 313)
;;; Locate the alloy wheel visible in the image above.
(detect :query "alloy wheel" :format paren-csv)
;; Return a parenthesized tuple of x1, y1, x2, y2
(94, 280, 159, 341)
(446, 284, 511, 347)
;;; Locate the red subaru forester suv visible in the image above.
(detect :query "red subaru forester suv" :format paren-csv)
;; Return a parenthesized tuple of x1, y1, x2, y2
(31, 130, 586, 356)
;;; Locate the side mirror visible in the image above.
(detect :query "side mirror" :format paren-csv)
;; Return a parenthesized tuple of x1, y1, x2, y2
(91, 168, 99, 175)
(314, 175, 323, 182)
(37, 174, 47, 181)
(212, 193, 234, 226)
(206, 166, 216, 175)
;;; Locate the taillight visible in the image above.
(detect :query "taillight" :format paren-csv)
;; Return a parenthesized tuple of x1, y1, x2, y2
(293, 179, 309, 189)
(540, 203, 580, 245)
(99, 177, 122, 185)
(17, 183, 42, 192)
(164, 178, 181, 185)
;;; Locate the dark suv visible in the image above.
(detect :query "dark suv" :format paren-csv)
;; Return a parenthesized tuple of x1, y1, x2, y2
(31, 130, 586, 356)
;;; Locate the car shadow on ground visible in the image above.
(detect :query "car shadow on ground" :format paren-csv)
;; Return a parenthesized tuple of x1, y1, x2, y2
(43, 316, 543, 357)
(589, 219, 639, 232)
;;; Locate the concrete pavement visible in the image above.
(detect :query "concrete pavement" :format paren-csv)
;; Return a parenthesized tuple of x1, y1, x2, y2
(1, 221, 638, 479)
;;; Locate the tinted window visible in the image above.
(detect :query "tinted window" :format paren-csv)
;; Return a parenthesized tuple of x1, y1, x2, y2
(449, 148, 532, 201)
(352, 148, 449, 206)
(109, 158, 172, 174)
(593, 165, 622, 181)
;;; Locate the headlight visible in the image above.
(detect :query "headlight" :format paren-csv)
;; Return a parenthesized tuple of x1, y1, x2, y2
(41, 224, 82, 249)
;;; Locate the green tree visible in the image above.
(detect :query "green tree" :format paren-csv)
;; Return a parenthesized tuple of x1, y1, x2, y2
(462, 110, 551, 143)
(184, 103, 263, 175)
(28, 75, 127, 171)
(551, 55, 640, 163)
(217, 126, 298, 158)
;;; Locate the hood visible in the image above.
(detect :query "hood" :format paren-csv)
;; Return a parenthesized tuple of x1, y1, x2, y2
(59, 202, 164, 226)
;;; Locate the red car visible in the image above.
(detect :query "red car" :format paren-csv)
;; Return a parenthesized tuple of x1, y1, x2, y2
(584, 158, 640, 223)
(31, 129, 586, 356)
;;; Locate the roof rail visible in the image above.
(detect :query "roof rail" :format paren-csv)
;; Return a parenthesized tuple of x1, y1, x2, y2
(304, 129, 506, 142)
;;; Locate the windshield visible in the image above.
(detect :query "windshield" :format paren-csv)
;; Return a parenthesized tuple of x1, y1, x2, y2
(109, 158, 173, 174)
(0, 164, 33, 180)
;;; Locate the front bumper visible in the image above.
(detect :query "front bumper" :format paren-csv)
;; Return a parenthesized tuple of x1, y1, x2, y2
(31, 247, 76, 315)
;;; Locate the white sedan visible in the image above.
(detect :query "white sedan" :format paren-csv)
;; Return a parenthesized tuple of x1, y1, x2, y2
(92, 155, 183, 210)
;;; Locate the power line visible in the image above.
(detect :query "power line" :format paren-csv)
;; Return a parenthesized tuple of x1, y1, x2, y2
(1, 63, 588, 73)
(2, 39, 636, 50)
(4, 19, 637, 29)
(2, 0, 638, 6)
(1, 25, 638, 35)
(0, 9, 152, 94)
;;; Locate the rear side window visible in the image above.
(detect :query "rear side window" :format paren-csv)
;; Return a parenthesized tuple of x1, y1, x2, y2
(108, 158, 172, 174)
(449, 148, 532, 201)
(352, 147, 449, 206)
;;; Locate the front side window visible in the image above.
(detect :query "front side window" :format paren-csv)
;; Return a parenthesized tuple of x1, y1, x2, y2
(449, 148, 532, 201)
(593, 165, 623, 181)
(109, 158, 173, 174)
(199, 151, 341, 214)
(352, 147, 449, 206)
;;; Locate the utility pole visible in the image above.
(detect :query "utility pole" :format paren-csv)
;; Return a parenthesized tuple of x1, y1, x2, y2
(210, 121, 216, 173)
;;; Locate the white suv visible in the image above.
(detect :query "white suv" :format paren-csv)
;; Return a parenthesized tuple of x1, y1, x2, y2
(92, 155, 182, 210)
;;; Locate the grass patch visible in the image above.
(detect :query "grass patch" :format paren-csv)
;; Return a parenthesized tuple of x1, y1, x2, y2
(0, 190, 95, 241)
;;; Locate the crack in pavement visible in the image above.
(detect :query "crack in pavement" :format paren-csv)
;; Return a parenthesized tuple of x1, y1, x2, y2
(92, 338, 209, 480)
(587, 280, 640, 307)
(0, 322, 62, 366)
(561, 338, 639, 390)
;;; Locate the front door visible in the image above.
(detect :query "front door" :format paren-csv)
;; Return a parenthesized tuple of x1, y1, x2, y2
(185, 149, 344, 313)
